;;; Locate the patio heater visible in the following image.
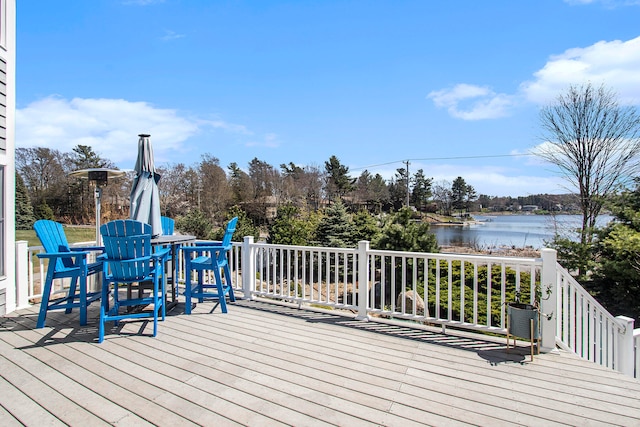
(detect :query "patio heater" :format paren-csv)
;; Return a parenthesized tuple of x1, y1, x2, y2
(68, 168, 127, 245)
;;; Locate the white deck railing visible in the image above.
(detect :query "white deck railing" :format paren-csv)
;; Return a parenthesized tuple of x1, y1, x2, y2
(13, 237, 639, 378)
(26, 241, 103, 301)
(555, 265, 635, 375)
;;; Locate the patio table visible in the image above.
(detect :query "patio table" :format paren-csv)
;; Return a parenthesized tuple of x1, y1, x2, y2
(151, 234, 197, 309)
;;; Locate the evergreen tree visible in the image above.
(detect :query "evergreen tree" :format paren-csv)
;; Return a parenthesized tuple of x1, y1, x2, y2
(15, 173, 36, 229)
(268, 204, 320, 246)
(411, 169, 432, 211)
(316, 201, 356, 248)
(175, 208, 212, 239)
(71, 145, 112, 169)
(373, 208, 438, 253)
(587, 180, 640, 321)
(389, 168, 409, 210)
(209, 205, 259, 241)
(355, 171, 388, 213)
(451, 176, 468, 213)
(465, 185, 478, 212)
(324, 155, 355, 203)
(228, 162, 253, 205)
(352, 209, 381, 243)
(34, 202, 55, 220)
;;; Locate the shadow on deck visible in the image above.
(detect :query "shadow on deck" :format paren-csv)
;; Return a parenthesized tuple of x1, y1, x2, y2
(1, 297, 639, 426)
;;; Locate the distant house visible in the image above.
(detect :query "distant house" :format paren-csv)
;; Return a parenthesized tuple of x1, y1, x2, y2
(522, 205, 539, 212)
(0, 0, 16, 315)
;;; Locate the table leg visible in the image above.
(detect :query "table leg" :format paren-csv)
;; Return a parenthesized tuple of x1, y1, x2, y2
(172, 243, 178, 302)
(165, 243, 180, 311)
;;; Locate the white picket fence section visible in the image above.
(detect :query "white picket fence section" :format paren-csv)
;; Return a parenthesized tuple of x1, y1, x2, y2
(13, 237, 639, 378)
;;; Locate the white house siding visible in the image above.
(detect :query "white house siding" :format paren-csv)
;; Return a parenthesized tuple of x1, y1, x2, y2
(0, 0, 16, 315)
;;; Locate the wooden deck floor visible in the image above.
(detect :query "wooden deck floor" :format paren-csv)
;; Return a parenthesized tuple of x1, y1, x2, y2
(1, 296, 640, 426)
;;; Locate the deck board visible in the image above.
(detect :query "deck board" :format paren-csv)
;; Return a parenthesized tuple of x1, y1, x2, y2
(1, 297, 640, 426)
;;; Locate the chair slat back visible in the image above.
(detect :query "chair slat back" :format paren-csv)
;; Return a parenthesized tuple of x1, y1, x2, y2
(100, 220, 152, 281)
(216, 217, 238, 262)
(161, 216, 175, 235)
(221, 217, 238, 247)
(34, 219, 74, 270)
(101, 219, 151, 238)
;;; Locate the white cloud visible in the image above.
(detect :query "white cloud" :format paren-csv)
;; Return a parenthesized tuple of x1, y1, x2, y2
(245, 132, 280, 148)
(161, 30, 185, 41)
(429, 35, 640, 119)
(354, 160, 565, 197)
(204, 119, 252, 135)
(427, 84, 516, 120)
(424, 163, 565, 197)
(521, 36, 640, 105)
(16, 96, 252, 167)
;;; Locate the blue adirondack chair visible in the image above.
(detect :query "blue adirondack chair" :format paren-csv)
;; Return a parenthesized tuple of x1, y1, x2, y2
(161, 216, 175, 235)
(129, 215, 175, 300)
(181, 217, 238, 314)
(34, 220, 104, 328)
(98, 219, 170, 342)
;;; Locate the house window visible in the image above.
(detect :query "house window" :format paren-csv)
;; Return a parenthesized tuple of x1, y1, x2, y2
(0, 166, 4, 277)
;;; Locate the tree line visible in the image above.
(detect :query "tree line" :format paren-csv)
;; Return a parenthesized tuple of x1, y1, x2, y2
(15, 142, 593, 237)
(16, 145, 488, 231)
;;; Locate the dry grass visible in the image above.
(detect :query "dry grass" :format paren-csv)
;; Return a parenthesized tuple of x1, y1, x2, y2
(17, 225, 96, 247)
(440, 245, 541, 258)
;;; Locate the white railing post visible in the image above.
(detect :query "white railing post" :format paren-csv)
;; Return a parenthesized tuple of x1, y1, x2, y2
(355, 240, 370, 321)
(242, 236, 255, 300)
(540, 248, 557, 352)
(15, 240, 30, 310)
(634, 329, 640, 379)
(615, 316, 635, 377)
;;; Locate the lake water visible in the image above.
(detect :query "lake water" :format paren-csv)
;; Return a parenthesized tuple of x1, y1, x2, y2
(430, 214, 613, 249)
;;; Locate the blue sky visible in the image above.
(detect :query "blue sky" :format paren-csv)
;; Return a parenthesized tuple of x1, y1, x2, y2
(15, 0, 640, 197)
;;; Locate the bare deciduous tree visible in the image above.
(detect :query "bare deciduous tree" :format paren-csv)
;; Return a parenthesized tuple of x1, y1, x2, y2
(432, 179, 452, 216)
(538, 82, 640, 244)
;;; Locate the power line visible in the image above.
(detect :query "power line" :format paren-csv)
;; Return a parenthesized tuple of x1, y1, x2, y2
(351, 152, 535, 172)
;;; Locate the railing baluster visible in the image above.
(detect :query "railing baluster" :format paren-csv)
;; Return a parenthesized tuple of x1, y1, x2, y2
(460, 260, 465, 323)
(473, 261, 478, 325)
(486, 261, 492, 328)
(500, 262, 506, 329)
(447, 260, 452, 321)
(435, 258, 441, 320)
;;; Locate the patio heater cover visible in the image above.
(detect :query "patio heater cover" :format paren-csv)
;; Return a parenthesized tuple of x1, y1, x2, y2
(130, 134, 162, 237)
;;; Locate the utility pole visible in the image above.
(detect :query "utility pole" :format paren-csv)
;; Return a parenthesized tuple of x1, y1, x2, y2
(405, 160, 410, 208)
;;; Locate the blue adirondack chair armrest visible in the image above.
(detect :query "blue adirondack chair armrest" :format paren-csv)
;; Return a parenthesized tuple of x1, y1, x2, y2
(103, 255, 155, 282)
(151, 247, 171, 262)
(182, 245, 228, 253)
(103, 255, 151, 266)
(37, 251, 103, 270)
(37, 250, 93, 260)
(195, 240, 223, 247)
(182, 245, 230, 260)
(70, 245, 105, 253)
